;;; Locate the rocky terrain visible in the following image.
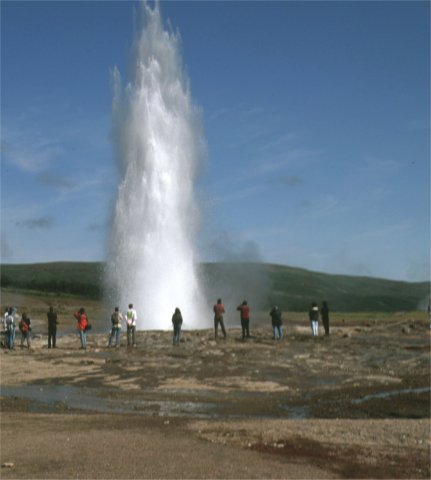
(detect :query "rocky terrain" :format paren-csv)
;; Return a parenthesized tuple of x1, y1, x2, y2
(0, 291, 430, 478)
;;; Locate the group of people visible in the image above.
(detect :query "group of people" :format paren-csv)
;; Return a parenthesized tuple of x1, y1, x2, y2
(105, 303, 138, 349)
(309, 301, 330, 336)
(107, 304, 182, 347)
(2, 307, 32, 349)
(214, 298, 269, 340)
(2, 305, 59, 350)
(215, 298, 330, 341)
(2, 299, 330, 351)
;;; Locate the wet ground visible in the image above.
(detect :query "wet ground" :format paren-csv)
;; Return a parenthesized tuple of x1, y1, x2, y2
(3, 322, 429, 420)
(1, 311, 430, 478)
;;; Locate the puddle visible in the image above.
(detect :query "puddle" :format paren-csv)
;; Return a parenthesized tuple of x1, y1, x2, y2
(5, 383, 428, 419)
(0, 384, 220, 418)
(352, 387, 431, 404)
(282, 405, 311, 419)
(1, 385, 113, 412)
(0, 384, 275, 419)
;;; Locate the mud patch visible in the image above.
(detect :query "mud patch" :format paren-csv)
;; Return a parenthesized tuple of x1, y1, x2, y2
(251, 437, 430, 479)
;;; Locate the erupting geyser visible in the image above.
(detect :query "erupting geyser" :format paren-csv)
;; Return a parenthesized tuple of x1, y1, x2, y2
(106, 3, 206, 329)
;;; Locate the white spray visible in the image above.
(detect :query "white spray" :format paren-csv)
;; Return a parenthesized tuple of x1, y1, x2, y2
(106, 3, 206, 330)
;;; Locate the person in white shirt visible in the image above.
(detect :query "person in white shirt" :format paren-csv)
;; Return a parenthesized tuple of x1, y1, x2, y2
(309, 302, 320, 337)
(5, 308, 16, 349)
(125, 303, 137, 347)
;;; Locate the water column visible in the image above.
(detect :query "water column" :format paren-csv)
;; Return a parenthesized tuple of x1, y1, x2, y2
(106, 3, 206, 329)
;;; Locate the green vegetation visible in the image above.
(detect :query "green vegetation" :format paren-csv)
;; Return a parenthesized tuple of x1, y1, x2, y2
(1, 262, 104, 299)
(1, 261, 429, 312)
(257, 263, 429, 312)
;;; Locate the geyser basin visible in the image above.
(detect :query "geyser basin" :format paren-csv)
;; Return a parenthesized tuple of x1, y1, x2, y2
(106, 3, 206, 330)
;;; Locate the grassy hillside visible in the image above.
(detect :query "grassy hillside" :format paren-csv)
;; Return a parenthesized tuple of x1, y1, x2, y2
(1, 261, 429, 312)
(200, 262, 430, 312)
(1, 262, 104, 299)
(256, 263, 429, 312)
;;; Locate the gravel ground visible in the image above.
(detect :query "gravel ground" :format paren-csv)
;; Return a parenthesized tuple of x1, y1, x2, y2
(1, 308, 430, 479)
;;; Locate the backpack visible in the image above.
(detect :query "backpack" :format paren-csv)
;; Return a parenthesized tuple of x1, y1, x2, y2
(111, 312, 120, 326)
(172, 312, 182, 325)
(126, 310, 134, 325)
(20, 319, 29, 333)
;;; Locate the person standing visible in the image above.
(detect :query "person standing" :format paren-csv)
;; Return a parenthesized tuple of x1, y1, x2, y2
(213, 298, 227, 340)
(2, 307, 9, 348)
(10, 306, 18, 349)
(108, 307, 123, 348)
(236, 300, 250, 339)
(74, 308, 88, 350)
(172, 307, 183, 346)
(47, 306, 58, 349)
(309, 302, 319, 337)
(125, 303, 137, 347)
(19, 313, 31, 348)
(3, 307, 9, 330)
(270, 305, 283, 340)
(321, 301, 330, 336)
(5, 308, 15, 349)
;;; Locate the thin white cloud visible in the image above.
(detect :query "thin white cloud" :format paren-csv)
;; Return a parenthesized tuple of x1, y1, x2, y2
(208, 184, 267, 207)
(361, 155, 403, 173)
(36, 172, 76, 191)
(255, 147, 322, 174)
(360, 223, 411, 239)
(256, 132, 298, 154)
(298, 194, 347, 218)
(2, 139, 64, 173)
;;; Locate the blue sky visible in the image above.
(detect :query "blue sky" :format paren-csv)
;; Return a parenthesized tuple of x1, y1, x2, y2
(1, 0, 429, 282)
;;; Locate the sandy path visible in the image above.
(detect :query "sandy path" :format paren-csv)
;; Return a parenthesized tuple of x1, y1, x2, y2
(1, 413, 336, 479)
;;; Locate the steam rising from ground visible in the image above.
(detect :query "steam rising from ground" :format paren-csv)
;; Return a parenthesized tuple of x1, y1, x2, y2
(106, 3, 206, 329)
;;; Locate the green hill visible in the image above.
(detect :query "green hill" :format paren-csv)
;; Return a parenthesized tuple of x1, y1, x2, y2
(1, 261, 429, 312)
(1, 262, 104, 299)
(200, 262, 429, 312)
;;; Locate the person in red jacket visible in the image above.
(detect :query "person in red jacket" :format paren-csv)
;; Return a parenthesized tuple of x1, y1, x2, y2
(237, 300, 250, 340)
(213, 298, 227, 340)
(19, 313, 31, 349)
(74, 308, 88, 350)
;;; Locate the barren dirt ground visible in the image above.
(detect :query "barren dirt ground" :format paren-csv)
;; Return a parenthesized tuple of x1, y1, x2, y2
(1, 290, 430, 479)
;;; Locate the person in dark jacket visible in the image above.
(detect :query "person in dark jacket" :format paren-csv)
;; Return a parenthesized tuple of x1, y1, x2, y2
(270, 305, 283, 340)
(47, 306, 58, 348)
(172, 307, 183, 346)
(213, 299, 227, 340)
(321, 301, 330, 336)
(309, 302, 319, 337)
(236, 300, 250, 339)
